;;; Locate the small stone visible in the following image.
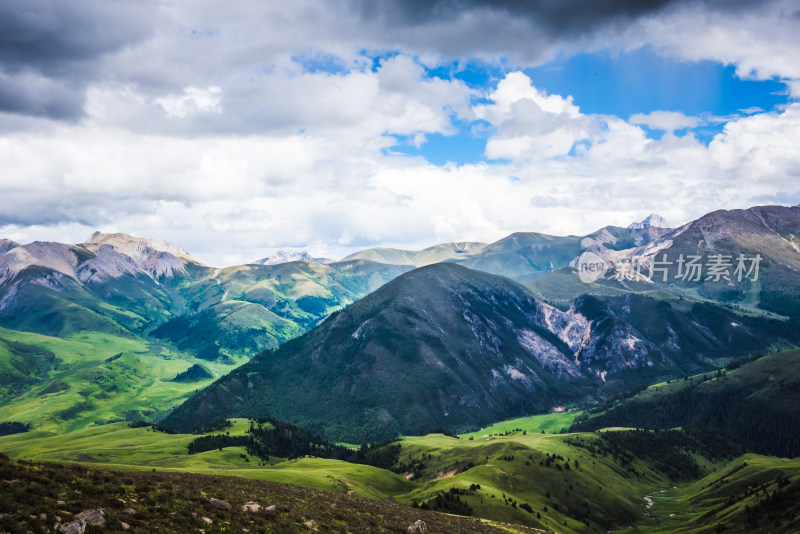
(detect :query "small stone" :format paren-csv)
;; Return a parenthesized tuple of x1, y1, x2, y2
(120, 522, 130, 530)
(40, 514, 47, 520)
(407, 520, 428, 533)
(202, 517, 213, 524)
(123, 508, 136, 515)
(303, 520, 315, 529)
(242, 501, 262, 513)
(264, 505, 276, 513)
(57, 501, 66, 506)
(209, 498, 231, 511)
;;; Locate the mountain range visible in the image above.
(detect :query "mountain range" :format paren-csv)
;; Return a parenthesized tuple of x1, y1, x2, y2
(163, 262, 799, 441)
(3, 204, 800, 534)
(2, 205, 800, 437)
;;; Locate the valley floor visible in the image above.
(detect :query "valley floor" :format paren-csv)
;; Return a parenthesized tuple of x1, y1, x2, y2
(2, 416, 799, 533)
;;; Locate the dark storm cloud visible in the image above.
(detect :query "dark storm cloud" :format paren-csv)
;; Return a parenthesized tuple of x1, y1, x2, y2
(359, 0, 769, 37)
(0, 0, 156, 69)
(0, 69, 85, 120)
(0, 0, 156, 119)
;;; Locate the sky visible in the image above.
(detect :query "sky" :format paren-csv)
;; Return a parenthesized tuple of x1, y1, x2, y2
(1, 0, 800, 266)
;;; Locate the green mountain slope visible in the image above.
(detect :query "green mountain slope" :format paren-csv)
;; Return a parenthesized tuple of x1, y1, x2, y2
(163, 263, 798, 442)
(163, 263, 598, 441)
(0, 234, 412, 432)
(0, 326, 243, 432)
(571, 349, 800, 457)
(452, 232, 584, 282)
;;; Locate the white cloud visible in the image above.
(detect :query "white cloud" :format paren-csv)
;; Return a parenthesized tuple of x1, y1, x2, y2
(3, 1, 800, 265)
(475, 72, 594, 160)
(631, 0, 800, 95)
(156, 86, 223, 118)
(3, 77, 800, 266)
(709, 103, 800, 181)
(629, 111, 700, 132)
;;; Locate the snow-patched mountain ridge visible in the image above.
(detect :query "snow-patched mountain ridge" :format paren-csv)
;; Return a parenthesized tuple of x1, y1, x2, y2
(627, 214, 672, 230)
(0, 232, 207, 288)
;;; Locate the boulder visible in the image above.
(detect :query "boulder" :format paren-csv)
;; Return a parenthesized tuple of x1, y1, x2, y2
(407, 520, 428, 533)
(208, 498, 231, 511)
(73, 509, 105, 527)
(242, 501, 262, 512)
(53, 519, 86, 534)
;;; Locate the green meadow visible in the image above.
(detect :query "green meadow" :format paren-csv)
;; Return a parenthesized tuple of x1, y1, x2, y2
(4, 416, 797, 533)
(0, 326, 244, 433)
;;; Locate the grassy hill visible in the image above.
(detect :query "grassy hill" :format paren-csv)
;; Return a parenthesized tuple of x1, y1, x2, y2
(0, 327, 242, 433)
(3, 418, 799, 533)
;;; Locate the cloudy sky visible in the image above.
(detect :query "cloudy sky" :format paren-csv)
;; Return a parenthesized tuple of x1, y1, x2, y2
(2, 0, 800, 266)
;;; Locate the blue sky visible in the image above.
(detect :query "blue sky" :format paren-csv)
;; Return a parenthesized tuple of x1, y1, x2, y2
(392, 47, 791, 164)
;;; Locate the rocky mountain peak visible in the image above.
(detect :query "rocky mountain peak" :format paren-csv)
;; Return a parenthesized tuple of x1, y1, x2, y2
(84, 232, 204, 264)
(0, 239, 19, 256)
(628, 214, 672, 230)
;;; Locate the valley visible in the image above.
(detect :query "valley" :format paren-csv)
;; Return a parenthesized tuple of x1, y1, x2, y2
(2, 411, 799, 533)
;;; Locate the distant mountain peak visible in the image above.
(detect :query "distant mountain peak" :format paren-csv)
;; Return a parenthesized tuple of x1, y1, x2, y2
(81, 231, 209, 281)
(628, 214, 671, 230)
(84, 232, 204, 263)
(253, 250, 331, 265)
(0, 239, 18, 256)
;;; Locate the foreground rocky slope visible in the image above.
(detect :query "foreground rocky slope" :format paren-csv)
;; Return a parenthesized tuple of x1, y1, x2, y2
(0, 452, 546, 534)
